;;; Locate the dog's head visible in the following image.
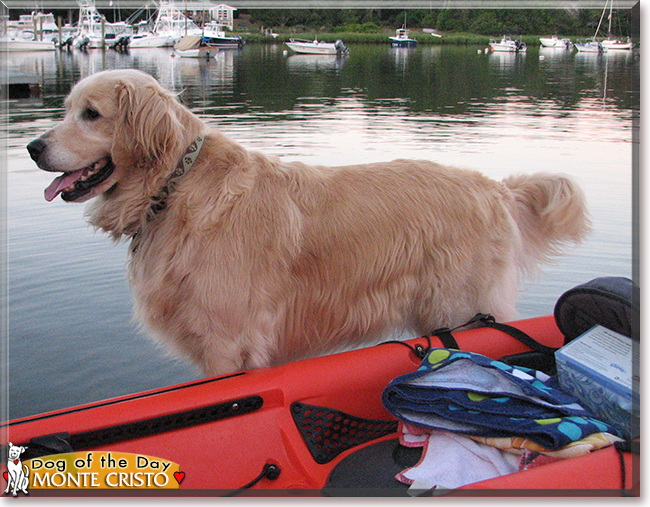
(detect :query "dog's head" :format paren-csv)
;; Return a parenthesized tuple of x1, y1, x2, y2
(27, 69, 197, 204)
(7, 443, 26, 461)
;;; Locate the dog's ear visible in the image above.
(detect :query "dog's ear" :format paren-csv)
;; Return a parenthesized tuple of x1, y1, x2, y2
(113, 80, 184, 169)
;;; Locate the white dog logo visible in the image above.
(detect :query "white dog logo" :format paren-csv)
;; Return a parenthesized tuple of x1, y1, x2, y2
(4, 443, 29, 496)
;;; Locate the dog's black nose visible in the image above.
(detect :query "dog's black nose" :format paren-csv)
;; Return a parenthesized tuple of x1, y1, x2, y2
(27, 138, 47, 162)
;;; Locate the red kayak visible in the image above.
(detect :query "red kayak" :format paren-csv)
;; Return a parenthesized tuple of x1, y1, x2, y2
(1, 316, 638, 496)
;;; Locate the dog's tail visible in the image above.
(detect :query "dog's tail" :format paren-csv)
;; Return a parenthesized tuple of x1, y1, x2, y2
(503, 173, 591, 274)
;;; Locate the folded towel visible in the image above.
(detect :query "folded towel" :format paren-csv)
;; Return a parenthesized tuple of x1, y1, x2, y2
(382, 348, 620, 450)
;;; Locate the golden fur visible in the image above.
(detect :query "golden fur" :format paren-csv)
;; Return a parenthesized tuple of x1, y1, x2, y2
(29, 69, 590, 377)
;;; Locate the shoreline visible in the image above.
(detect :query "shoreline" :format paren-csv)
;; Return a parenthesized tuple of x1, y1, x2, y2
(240, 32, 614, 46)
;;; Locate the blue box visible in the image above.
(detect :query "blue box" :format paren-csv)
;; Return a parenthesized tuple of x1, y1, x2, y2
(555, 325, 639, 440)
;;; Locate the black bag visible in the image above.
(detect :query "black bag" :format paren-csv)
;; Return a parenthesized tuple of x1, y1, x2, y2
(554, 276, 639, 342)
(501, 277, 639, 374)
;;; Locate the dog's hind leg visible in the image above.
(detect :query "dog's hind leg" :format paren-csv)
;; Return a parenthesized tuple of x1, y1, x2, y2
(20, 467, 29, 494)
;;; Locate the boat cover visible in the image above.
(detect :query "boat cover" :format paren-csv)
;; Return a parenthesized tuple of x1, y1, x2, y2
(175, 35, 202, 50)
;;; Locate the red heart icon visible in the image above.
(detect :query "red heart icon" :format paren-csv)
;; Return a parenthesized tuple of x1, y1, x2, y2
(174, 471, 185, 485)
(2, 471, 7, 482)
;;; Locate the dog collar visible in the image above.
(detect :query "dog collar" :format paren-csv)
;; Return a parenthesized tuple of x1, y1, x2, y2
(131, 134, 205, 253)
(147, 133, 205, 219)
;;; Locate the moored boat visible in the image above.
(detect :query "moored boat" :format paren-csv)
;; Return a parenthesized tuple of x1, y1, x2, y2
(1, 10, 63, 51)
(201, 21, 243, 48)
(174, 34, 217, 58)
(4, 11, 63, 45)
(539, 35, 572, 48)
(389, 27, 417, 48)
(285, 38, 348, 55)
(1, 313, 637, 494)
(72, 0, 132, 49)
(0, 33, 56, 51)
(575, 0, 633, 53)
(601, 0, 634, 50)
(575, 40, 602, 53)
(490, 35, 527, 52)
(128, 0, 201, 48)
(128, 32, 172, 48)
(602, 37, 634, 51)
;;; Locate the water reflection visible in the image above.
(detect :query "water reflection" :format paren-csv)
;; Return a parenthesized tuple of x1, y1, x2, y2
(487, 51, 526, 72)
(3, 43, 638, 119)
(286, 54, 347, 73)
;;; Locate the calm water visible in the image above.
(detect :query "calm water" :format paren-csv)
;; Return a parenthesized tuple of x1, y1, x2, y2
(3, 43, 637, 420)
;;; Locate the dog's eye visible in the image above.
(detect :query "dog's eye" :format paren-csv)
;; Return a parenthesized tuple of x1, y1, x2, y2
(84, 108, 101, 121)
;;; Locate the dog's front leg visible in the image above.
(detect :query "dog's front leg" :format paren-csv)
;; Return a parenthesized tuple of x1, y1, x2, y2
(201, 340, 250, 377)
(8, 472, 18, 496)
(199, 326, 276, 377)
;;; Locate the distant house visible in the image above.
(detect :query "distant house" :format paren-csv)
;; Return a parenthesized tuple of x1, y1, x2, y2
(209, 4, 236, 30)
(182, 2, 236, 30)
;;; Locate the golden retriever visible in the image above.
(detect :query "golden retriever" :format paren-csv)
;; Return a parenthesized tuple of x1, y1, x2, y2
(27, 69, 590, 377)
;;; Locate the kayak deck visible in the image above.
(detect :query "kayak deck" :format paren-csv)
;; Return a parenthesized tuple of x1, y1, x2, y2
(2, 315, 638, 495)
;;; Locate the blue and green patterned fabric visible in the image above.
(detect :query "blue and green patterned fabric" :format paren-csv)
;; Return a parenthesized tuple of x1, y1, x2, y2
(382, 348, 620, 450)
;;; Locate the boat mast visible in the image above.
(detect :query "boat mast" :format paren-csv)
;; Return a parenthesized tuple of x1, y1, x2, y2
(593, 0, 609, 40)
(607, 0, 614, 38)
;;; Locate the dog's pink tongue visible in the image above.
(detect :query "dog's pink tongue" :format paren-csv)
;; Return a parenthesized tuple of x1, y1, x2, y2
(44, 169, 84, 202)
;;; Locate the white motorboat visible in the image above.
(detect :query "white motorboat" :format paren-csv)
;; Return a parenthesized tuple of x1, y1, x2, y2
(0, 33, 56, 51)
(389, 27, 417, 47)
(490, 35, 527, 52)
(285, 38, 348, 55)
(390, 14, 417, 47)
(539, 35, 572, 48)
(575, 40, 602, 53)
(1, 11, 63, 50)
(201, 22, 243, 48)
(129, 32, 172, 48)
(5, 12, 62, 44)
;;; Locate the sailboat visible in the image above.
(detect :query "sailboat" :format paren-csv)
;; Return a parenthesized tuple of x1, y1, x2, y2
(601, 0, 633, 50)
(575, 0, 633, 53)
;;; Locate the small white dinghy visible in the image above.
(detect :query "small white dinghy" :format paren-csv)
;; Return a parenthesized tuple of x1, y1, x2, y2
(174, 35, 218, 59)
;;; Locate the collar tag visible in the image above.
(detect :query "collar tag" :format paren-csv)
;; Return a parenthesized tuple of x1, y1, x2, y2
(147, 134, 205, 219)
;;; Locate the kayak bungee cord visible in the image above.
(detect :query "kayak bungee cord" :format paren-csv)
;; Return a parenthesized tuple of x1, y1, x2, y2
(221, 463, 281, 497)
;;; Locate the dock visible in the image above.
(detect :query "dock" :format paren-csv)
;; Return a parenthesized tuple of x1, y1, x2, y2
(1, 73, 41, 99)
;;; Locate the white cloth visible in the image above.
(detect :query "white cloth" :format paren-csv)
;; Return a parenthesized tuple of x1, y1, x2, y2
(397, 429, 521, 495)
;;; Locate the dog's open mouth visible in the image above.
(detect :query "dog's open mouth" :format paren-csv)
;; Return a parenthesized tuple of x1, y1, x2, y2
(44, 156, 115, 202)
